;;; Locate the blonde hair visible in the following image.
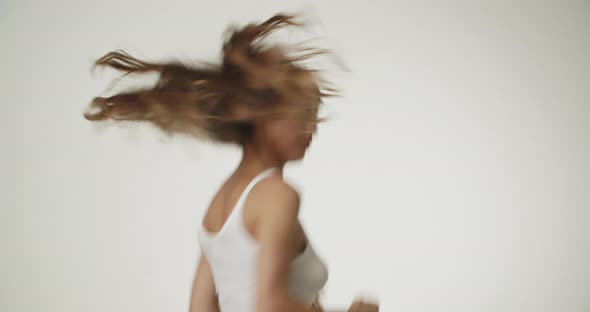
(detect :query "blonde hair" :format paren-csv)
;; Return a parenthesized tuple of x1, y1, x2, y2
(84, 13, 339, 144)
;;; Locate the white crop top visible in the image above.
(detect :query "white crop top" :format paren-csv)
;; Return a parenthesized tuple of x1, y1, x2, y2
(197, 167, 329, 312)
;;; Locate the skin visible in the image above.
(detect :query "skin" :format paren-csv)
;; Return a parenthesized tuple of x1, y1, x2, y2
(188, 106, 378, 312)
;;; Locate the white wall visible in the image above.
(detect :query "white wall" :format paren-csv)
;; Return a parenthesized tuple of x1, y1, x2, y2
(2, 1, 589, 311)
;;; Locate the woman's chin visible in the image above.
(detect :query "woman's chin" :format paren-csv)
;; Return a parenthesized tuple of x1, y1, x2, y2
(298, 147, 310, 159)
(287, 149, 307, 162)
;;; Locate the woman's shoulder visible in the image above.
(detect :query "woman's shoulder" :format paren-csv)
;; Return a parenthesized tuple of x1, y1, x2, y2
(249, 174, 301, 215)
(248, 175, 302, 243)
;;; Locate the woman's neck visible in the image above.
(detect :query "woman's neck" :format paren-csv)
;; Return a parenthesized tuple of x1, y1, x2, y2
(236, 139, 284, 177)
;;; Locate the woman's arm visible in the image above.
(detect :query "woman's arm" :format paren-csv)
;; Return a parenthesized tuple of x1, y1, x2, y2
(188, 251, 220, 312)
(251, 178, 324, 312)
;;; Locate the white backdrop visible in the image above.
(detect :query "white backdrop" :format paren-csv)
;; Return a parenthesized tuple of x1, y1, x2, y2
(2, 1, 589, 312)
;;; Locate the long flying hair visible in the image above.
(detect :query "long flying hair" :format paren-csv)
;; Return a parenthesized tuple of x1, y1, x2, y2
(84, 13, 340, 144)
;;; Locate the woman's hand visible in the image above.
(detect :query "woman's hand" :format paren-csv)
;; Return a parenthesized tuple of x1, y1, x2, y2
(346, 299, 379, 312)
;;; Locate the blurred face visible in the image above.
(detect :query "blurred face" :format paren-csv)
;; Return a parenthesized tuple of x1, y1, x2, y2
(259, 106, 318, 161)
(248, 72, 322, 162)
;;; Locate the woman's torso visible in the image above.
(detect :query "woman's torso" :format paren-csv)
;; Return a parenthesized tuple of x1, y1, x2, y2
(197, 167, 328, 312)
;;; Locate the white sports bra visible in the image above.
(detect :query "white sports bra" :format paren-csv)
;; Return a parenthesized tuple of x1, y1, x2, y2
(197, 167, 329, 312)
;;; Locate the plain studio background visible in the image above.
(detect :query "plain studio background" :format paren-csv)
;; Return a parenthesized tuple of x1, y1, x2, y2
(1, 1, 589, 311)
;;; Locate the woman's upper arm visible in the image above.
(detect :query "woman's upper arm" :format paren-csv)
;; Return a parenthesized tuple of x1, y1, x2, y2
(252, 179, 301, 312)
(189, 251, 219, 312)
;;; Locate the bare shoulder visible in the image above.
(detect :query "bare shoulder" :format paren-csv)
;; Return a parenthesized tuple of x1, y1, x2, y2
(252, 175, 299, 206)
(248, 174, 300, 224)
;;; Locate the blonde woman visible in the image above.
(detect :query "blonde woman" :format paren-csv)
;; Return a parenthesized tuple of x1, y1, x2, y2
(85, 13, 379, 312)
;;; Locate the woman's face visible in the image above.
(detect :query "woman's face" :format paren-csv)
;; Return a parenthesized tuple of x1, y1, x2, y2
(260, 107, 318, 162)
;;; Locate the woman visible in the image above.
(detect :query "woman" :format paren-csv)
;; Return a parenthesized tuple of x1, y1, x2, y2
(84, 13, 379, 312)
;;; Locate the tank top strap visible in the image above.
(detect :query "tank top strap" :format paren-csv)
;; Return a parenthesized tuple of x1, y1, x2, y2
(233, 167, 278, 213)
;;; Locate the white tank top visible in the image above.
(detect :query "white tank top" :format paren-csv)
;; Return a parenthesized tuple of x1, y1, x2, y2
(197, 167, 329, 312)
